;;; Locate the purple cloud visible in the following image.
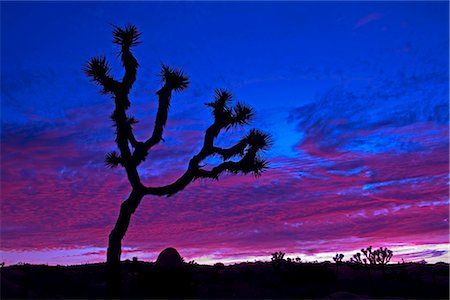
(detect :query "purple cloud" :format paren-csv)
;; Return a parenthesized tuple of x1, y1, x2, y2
(353, 12, 384, 29)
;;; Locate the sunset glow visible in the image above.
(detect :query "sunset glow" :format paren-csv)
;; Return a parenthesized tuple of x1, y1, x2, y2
(1, 1, 448, 266)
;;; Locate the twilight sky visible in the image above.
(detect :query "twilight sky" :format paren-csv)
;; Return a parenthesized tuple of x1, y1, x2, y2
(1, 1, 449, 265)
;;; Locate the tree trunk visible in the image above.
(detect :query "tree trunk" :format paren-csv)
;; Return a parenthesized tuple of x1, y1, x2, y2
(106, 190, 144, 298)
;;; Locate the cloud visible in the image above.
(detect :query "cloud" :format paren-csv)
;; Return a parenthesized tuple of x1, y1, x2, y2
(400, 249, 447, 259)
(2, 76, 448, 266)
(289, 65, 448, 155)
(353, 13, 384, 30)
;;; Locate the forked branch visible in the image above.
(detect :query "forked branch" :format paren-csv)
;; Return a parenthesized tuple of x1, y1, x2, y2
(143, 98, 271, 197)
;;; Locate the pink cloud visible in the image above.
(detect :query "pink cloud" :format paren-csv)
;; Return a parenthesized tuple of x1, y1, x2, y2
(1, 108, 448, 265)
(353, 12, 384, 30)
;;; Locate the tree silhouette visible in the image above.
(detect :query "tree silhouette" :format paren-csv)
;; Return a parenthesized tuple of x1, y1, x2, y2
(333, 253, 344, 274)
(84, 25, 271, 295)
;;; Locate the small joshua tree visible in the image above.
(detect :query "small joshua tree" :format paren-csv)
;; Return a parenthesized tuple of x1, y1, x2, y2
(349, 246, 393, 277)
(271, 251, 286, 270)
(271, 251, 286, 261)
(333, 253, 344, 264)
(333, 253, 344, 274)
(349, 252, 365, 265)
(85, 25, 271, 295)
(361, 246, 393, 266)
(374, 247, 393, 266)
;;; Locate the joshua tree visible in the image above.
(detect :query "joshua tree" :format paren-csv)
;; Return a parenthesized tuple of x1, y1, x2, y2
(85, 25, 271, 295)
(271, 251, 286, 262)
(349, 252, 366, 265)
(333, 253, 344, 274)
(333, 253, 344, 264)
(360, 246, 393, 266)
(349, 246, 393, 278)
(271, 251, 286, 270)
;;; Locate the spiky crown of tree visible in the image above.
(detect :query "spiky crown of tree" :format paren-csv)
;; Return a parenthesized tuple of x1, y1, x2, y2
(84, 25, 271, 196)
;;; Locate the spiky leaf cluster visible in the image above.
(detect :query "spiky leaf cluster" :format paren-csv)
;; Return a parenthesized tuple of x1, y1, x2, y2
(230, 102, 254, 127)
(113, 25, 142, 48)
(84, 56, 111, 79)
(206, 89, 255, 129)
(206, 89, 233, 121)
(206, 89, 232, 111)
(253, 157, 269, 175)
(161, 65, 189, 92)
(84, 56, 118, 94)
(239, 154, 268, 176)
(245, 129, 272, 151)
(105, 151, 122, 168)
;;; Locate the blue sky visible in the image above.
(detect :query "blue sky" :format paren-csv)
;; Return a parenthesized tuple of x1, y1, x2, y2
(1, 1, 449, 265)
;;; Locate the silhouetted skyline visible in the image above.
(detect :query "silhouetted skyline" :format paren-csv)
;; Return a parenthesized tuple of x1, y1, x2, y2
(1, 1, 448, 265)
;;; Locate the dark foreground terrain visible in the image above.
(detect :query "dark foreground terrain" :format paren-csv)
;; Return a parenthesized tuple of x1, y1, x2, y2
(1, 261, 448, 299)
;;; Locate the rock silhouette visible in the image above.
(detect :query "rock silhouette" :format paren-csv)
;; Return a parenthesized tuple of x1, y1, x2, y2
(155, 248, 183, 269)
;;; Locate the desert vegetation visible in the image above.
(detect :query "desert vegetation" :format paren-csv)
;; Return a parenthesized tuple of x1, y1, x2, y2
(1, 247, 448, 299)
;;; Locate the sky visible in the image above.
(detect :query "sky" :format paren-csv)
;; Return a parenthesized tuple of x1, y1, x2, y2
(1, 1, 449, 265)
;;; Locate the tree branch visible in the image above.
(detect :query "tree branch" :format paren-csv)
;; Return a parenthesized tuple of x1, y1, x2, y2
(112, 25, 141, 92)
(146, 66, 189, 151)
(143, 146, 268, 197)
(144, 85, 171, 149)
(84, 56, 120, 94)
(142, 120, 270, 197)
(121, 49, 138, 92)
(129, 65, 189, 166)
(212, 141, 247, 160)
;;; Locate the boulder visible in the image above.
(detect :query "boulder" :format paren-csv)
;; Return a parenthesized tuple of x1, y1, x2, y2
(155, 247, 183, 269)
